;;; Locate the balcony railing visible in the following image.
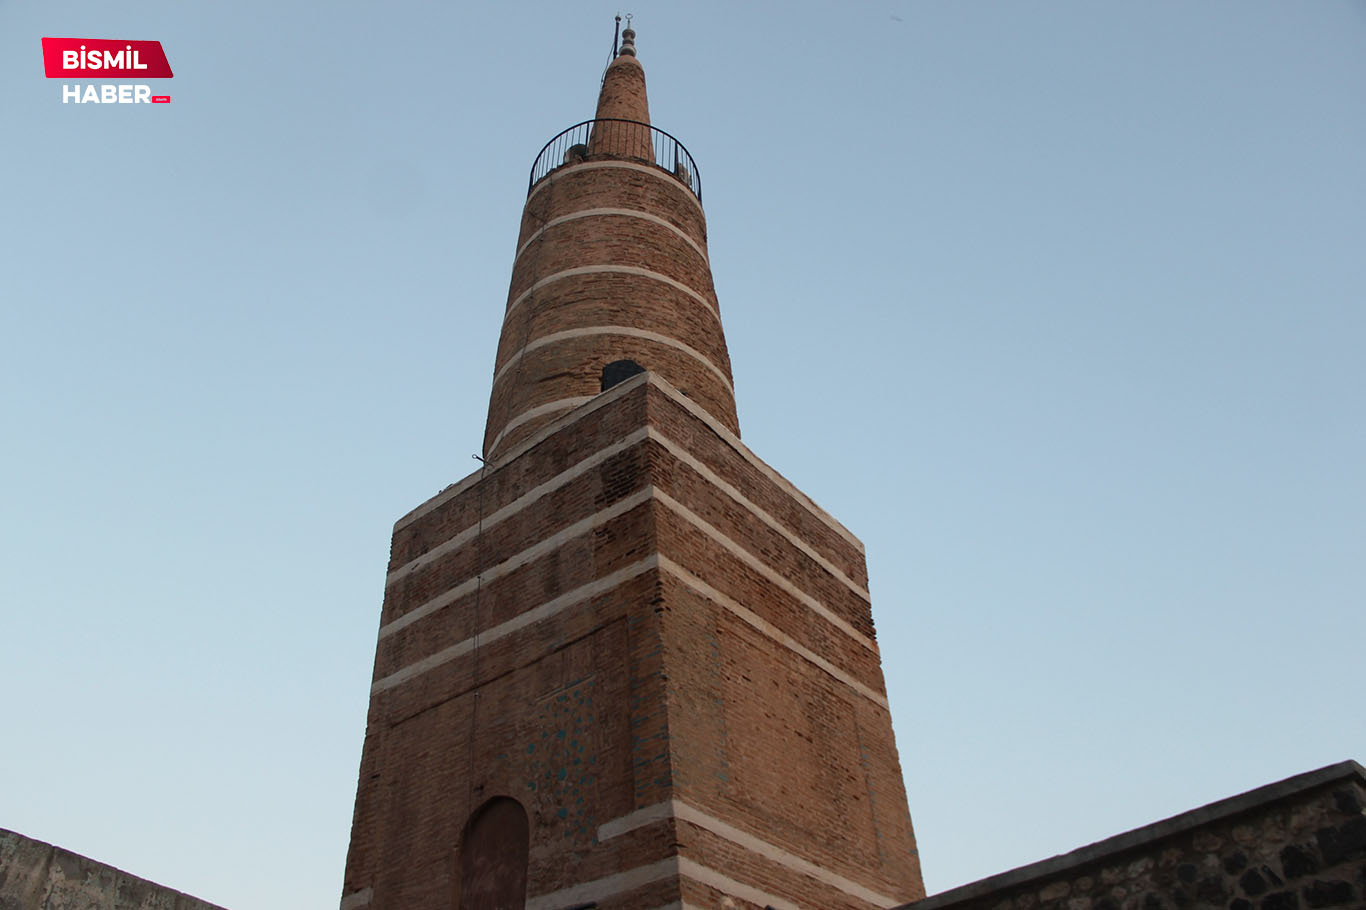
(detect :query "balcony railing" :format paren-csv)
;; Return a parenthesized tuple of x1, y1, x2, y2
(528, 119, 701, 201)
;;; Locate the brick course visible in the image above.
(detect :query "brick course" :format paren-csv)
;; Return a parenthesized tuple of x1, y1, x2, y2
(343, 375, 925, 909)
(485, 159, 737, 462)
(345, 38, 922, 910)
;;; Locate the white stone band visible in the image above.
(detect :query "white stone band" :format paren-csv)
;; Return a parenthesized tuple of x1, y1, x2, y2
(515, 206, 709, 264)
(526, 160, 707, 219)
(485, 396, 594, 459)
(502, 264, 720, 328)
(598, 801, 900, 908)
(378, 485, 652, 639)
(491, 325, 734, 394)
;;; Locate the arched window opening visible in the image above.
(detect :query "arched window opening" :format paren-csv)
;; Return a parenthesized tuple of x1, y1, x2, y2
(456, 796, 529, 910)
(601, 359, 645, 392)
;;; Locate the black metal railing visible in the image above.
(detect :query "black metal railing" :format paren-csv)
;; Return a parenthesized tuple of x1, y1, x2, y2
(528, 119, 701, 201)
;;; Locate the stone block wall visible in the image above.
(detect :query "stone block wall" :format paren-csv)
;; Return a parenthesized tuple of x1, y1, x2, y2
(0, 829, 224, 910)
(902, 761, 1366, 910)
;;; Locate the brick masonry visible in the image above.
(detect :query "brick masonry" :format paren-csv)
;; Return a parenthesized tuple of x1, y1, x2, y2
(484, 160, 737, 462)
(592, 51, 651, 134)
(482, 49, 737, 463)
(344, 35, 921, 910)
(342, 373, 925, 909)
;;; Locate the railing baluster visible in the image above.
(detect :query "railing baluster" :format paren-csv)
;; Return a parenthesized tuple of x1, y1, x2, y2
(528, 119, 701, 202)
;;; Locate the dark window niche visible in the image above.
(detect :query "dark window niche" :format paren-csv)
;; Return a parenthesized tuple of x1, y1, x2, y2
(601, 359, 645, 392)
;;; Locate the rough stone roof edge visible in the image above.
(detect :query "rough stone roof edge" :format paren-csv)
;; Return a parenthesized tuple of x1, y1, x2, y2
(900, 759, 1366, 910)
(0, 827, 229, 910)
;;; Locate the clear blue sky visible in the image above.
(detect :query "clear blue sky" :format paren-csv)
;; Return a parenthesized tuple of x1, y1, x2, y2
(3, 3, 1363, 908)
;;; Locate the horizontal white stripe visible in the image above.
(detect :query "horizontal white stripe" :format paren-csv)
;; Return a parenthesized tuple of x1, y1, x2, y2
(526, 856, 678, 910)
(656, 489, 876, 653)
(400, 418, 864, 605)
(388, 409, 874, 664)
(597, 800, 675, 841)
(659, 555, 887, 706)
(677, 802, 897, 908)
(387, 427, 650, 585)
(492, 325, 733, 393)
(392, 467, 481, 533)
(527, 160, 706, 218)
(394, 372, 651, 533)
(377, 486, 652, 639)
(400, 374, 859, 570)
(371, 556, 658, 693)
(515, 207, 709, 264)
(502, 265, 718, 328)
(373, 552, 884, 707)
(486, 396, 593, 459)
(677, 857, 800, 910)
(645, 377, 863, 553)
(385, 479, 870, 654)
(523, 855, 806, 910)
(649, 432, 869, 602)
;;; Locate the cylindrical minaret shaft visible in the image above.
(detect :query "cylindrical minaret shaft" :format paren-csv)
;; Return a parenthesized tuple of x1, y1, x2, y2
(483, 32, 738, 462)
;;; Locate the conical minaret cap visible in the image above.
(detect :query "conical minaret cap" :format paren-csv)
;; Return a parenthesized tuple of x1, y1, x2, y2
(594, 29, 651, 125)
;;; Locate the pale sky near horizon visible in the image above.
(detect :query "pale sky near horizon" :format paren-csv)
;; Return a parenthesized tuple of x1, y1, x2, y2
(2, 2, 1364, 908)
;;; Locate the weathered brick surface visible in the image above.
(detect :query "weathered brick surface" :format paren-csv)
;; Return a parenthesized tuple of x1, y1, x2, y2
(485, 158, 738, 461)
(486, 332, 732, 461)
(678, 820, 888, 910)
(497, 270, 727, 370)
(651, 509, 883, 688)
(346, 384, 675, 908)
(655, 577, 920, 904)
(505, 214, 717, 311)
(348, 38, 920, 909)
(642, 376, 867, 585)
(903, 763, 1366, 910)
(523, 161, 707, 243)
(379, 445, 650, 634)
(344, 375, 925, 909)
(650, 436, 876, 640)
(591, 52, 651, 138)
(390, 384, 652, 571)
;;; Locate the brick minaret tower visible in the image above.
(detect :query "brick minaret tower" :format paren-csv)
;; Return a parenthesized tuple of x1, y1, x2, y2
(342, 25, 924, 910)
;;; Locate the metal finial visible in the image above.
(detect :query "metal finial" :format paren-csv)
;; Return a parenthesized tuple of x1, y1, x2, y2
(620, 13, 636, 56)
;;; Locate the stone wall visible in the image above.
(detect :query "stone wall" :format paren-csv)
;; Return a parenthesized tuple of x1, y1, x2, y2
(0, 829, 224, 910)
(903, 761, 1366, 910)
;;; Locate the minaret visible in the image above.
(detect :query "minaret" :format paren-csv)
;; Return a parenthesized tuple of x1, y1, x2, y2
(483, 22, 738, 463)
(342, 26, 924, 910)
